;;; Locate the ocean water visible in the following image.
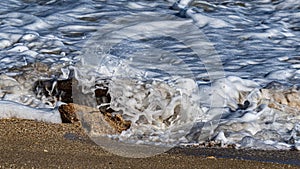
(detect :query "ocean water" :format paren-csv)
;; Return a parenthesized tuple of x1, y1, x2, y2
(0, 0, 300, 151)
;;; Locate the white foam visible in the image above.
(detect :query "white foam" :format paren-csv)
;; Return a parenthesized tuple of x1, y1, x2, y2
(276, 0, 300, 10)
(203, 77, 300, 150)
(186, 9, 231, 28)
(8, 45, 29, 52)
(0, 39, 12, 49)
(173, 0, 193, 9)
(0, 100, 61, 123)
(20, 33, 39, 42)
(106, 77, 203, 144)
(265, 69, 295, 80)
(73, 62, 300, 149)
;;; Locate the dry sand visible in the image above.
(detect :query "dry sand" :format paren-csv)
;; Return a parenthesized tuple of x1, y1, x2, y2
(0, 119, 299, 169)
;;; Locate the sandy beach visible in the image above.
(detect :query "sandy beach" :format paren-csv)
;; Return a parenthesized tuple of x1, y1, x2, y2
(0, 119, 299, 169)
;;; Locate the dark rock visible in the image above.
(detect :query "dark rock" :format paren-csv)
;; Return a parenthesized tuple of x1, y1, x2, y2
(33, 79, 73, 104)
(58, 103, 79, 123)
(35, 78, 131, 133)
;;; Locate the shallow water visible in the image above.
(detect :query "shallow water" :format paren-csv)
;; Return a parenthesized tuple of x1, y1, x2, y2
(0, 0, 300, 150)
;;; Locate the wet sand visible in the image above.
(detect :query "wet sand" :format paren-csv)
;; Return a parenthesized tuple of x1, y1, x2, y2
(0, 119, 299, 169)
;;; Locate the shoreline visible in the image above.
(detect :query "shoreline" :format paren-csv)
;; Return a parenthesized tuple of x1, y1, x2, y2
(0, 118, 299, 169)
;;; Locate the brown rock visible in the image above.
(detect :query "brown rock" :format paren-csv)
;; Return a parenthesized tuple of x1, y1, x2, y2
(260, 88, 300, 113)
(36, 78, 131, 133)
(33, 79, 111, 105)
(58, 103, 131, 134)
(33, 79, 73, 104)
(58, 103, 118, 135)
(101, 111, 131, 133)
(58, 104, 79, 123)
